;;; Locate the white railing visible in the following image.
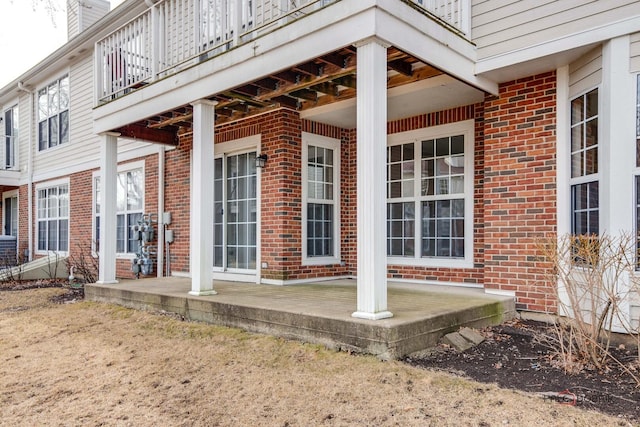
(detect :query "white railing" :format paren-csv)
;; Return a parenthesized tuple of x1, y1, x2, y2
(96, 0, 470, 104)
(411, 0, 469, 35)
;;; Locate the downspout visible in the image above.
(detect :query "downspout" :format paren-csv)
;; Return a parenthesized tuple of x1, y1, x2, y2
(17, 81, 33, 261)
(157, 145, 165, 278)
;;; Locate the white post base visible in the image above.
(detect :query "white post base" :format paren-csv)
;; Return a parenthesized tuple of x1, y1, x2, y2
(96, 280, 119, 285)
(188, 289, 218, 297)
(352, 310, 393, 320)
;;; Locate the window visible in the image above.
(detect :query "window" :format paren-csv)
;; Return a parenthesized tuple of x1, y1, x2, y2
(37, 183, 69, 252)
(570, 88, 599, 235)
(94, 168, 144, 254)
(386, 121, 473, 267)
(3, 106, 17, 168)
(38, 75, 69, 151)
(302, 133, 340, 264)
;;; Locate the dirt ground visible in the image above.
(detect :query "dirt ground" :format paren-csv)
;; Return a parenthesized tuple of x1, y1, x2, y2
(0, 286, 635, 426)
(405, 319, 640, 423)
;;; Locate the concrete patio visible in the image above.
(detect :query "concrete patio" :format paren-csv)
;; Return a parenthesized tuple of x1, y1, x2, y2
(85, 278, 516, 359)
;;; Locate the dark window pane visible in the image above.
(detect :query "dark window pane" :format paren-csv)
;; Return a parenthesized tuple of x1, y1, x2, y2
(422, 139, 434, 158)
(571, 97, 584, 125)
(403, 143, 414, 161)
(49, 116, 59, 147)
(436, 137, 449, 156)
(60, 110, 69, 145)
(451, 135, 464, 155)
(586, 89, 598, 119)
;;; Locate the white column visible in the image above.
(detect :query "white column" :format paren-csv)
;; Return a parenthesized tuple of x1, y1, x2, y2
(600, 36, 636, 332)
(352, 38, 393, 320)
(601, 36, 635, 235)
(97, 132, 119, 284)
(189, 99, 218, 296)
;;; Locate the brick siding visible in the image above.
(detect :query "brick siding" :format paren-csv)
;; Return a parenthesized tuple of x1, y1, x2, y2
(483, 72, 558, 312)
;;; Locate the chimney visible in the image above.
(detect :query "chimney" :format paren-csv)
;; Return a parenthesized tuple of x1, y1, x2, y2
(67, 0, 111, 39)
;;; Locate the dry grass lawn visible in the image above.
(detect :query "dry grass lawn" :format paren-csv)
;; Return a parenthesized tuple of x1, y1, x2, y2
(0, 288, 632, 426)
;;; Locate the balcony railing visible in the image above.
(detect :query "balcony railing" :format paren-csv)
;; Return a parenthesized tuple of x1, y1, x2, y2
(96, 0, 470, 104)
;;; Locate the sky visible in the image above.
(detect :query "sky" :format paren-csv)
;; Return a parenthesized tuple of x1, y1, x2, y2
(0, 0, 125, 88)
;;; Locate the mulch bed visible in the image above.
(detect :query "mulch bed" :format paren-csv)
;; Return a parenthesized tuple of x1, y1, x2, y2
(404, 319, 640, 422)
(0, 279, 84, 303)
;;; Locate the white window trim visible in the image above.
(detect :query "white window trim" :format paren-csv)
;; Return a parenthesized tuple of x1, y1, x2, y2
(301, 132, 341, 266)
(386, 119, 475, 269)
(3, 104, 18, 170)
(2, 189, 18, 239)
(36, 72, 71, 153)
(35, 178, 70, 256)
(92, 160, 145, 259)
(568, 85, 601, 236)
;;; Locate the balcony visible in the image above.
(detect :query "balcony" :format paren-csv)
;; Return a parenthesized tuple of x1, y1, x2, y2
(95, 0, 471, 105)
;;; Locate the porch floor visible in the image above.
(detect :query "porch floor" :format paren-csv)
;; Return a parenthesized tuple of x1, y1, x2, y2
(85, 278, 516, 359)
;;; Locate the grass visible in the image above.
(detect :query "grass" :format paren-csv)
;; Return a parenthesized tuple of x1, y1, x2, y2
(0, 288, 632, 426)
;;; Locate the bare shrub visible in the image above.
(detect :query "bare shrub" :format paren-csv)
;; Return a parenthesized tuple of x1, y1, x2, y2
(65, 241, 99, 284)
(538, 233, 639, 382)
(0, 250, 25, 283)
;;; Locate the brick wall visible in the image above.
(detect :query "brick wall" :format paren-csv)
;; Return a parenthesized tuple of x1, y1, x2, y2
(483, 72, 557, 312)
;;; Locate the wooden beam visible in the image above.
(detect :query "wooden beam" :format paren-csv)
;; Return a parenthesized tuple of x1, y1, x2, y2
(290, 88, 318, 101)
(319, 52, 348, 69)
(333, 74, 357, 89)
(272, 70, 300, 84)
(117, 123, 178, 146)
(272, 95, 298, 109)
(388, 59, 413, 77)
(148, 113, 193, 129)
(309, 81, 339, 96)
(294, 62, 322, 76)
(387, 65, 443, 89)
(255, 66, 355, 101)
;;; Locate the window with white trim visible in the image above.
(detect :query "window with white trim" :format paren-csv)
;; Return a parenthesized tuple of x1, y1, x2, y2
(38, 75, 69, 151)
(570, 88, 599, 236)
(37, 183, 69, 252)
(94, 168, 144, 254)
(3, 105, 17, 168)
(386, 121, 473, 267)
(302, 133, 340, 264)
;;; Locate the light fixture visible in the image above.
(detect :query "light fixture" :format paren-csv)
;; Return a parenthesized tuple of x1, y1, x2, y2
(256, 153, 268, 168)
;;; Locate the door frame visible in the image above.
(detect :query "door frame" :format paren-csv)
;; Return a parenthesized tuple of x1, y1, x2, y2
(211, 134, 262, 283)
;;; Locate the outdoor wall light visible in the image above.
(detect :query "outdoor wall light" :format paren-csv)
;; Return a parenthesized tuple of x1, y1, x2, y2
(256, 153, 268, 168)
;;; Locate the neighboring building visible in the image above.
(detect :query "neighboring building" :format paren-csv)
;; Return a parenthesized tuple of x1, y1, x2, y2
(1, 0, 640, 323)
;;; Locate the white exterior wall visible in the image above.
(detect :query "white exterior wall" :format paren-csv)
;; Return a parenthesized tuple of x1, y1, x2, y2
(568, 46, 602, 98)
(473, 0, 640, 59)
(68, 0, 111, 39)
(630, 32, 640, 72)
(31, 54, 150, 183)
(17, 92, 31, 174)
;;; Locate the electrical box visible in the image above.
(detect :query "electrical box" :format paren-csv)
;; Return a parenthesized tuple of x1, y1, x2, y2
(162, 211, 172, 225)
(165, 229, 174, 243)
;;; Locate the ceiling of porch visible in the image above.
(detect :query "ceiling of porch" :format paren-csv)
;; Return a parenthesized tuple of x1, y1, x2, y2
(115, 46, 485, 145)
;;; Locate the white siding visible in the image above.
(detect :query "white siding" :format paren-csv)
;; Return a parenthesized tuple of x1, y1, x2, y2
(67, 0, 80, 40)
(79, 0, 110, 32)
(33, 54, 150, 180)
(631, 32, 640, 72)
(569, 47, 602, 98)
(473, 0, 640, 59)
(18, 92, 31, 175)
